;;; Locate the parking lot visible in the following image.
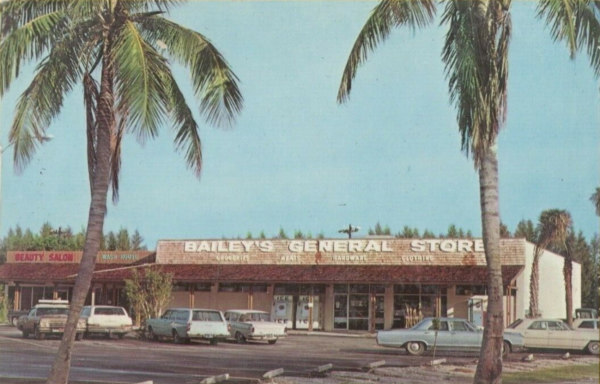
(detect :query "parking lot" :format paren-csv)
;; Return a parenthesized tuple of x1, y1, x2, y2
(0, 325, 597, 384)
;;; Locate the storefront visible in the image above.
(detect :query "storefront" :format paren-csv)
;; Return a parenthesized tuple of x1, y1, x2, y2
(0, 238, 580, 332)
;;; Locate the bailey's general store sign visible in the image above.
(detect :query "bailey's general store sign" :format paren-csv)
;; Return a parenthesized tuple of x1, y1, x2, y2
(156, 238, 525, 266)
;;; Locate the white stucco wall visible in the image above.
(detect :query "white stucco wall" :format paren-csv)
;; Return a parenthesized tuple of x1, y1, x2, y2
(516, 242, 581, 319)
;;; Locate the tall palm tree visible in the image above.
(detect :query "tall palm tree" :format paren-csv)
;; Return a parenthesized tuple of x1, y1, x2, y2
(529, 209, 572, 319)
(591, 187, 600, 216)
(0, 1, 242, 383)
(338, 1, 599, 383)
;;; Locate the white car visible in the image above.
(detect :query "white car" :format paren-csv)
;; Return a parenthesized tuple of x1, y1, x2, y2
(573, 318, 599, 332)
(224, 309, 287, 344)
(146, 308, 229, 344)
(80, 305, 133, 339)
(507, 318, 599, 355)
(17, 299, 86, 340)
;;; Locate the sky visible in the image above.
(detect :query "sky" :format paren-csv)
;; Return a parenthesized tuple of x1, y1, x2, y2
(0, 1, 598, 249)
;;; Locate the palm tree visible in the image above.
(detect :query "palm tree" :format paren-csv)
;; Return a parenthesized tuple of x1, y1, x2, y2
(0, 1, 242, 383)
(529, 209, 572, 319)
(337, 1, 599, 383)
(591, 187, 600, 216)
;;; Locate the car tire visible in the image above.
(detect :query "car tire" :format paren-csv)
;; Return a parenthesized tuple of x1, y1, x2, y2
(268, 339, 277, 345)
(147, 327, 158, 342)
(210, 339, 218, 345)
(502, 341, 511, 358)
(75, 333, 83, 341)
(235, 332, 246, 344)
(586, 341, 599, 355)
(34, 327, 45, 340)
(22, 330, 29, 338)
(405, 341, 425, 356)
(117, 333, 125, 340)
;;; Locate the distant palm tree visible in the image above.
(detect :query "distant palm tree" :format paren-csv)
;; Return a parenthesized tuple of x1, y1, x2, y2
(337, 1, 598, 383)
(591, 187, 600, 216)
(529, 209, 572, 319)
(0, 1, 242, 383)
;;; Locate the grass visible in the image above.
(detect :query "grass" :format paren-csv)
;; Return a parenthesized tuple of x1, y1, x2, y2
(503, 363, 599, 384)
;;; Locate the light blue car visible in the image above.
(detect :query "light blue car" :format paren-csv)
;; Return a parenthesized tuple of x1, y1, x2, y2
(377, 317, 523, 356)
(146, 308, 230, 345)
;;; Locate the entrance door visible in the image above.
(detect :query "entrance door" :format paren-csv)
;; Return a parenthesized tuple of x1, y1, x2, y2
(348, 294, 369, 330)
(334, 294, 348, 329)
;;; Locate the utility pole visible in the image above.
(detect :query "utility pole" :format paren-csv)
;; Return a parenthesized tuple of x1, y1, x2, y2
(338, 224, 359, 239)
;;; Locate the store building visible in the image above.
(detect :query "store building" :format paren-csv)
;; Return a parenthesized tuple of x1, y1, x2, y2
(0, 238, 580, 331)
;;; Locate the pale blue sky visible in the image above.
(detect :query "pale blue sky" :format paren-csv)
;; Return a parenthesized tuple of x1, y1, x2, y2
(1, 1, 598, 248)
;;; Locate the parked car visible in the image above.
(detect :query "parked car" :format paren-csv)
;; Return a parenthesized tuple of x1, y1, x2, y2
(145, 308, 229, 344)
(80, 305, 133, 339)
(376, 317, 524, 356)
(17, 299, 85, 340)
(224, 309, 287, 344)
(575, 308, 598, 319)
(507, 318, 599, 355)
(573, 318, 599, 332)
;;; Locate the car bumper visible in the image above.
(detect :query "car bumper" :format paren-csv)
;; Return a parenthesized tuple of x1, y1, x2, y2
(86, 325, 132, 335)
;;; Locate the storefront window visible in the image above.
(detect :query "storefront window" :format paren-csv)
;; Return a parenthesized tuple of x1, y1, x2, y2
(455, 285, 486, 296)
(334, 284, 348, 294)
(393, 284, 447, 329)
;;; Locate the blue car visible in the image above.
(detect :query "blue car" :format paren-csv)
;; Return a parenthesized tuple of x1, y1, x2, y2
(377, 317, 523, 356)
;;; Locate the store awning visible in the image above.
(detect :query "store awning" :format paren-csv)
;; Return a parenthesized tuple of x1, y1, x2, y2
(0, 263, 524, 286)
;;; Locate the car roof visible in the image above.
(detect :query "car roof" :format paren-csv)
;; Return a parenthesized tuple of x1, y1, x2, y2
(225, 309, 268, 314)
(167, 308, 221, 312)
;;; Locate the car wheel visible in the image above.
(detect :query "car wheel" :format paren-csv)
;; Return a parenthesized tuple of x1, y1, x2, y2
(11, 317, 19, 327)
(75, 333, 83, 341)
(587, 341, 599, 355)
(147, 327, 158, 341)
(22, 330, 29, 338)
(235, 332, 246, 344)
(34, 327, 45, 340)
(210, 339, 218, 345)
(117, 333, 125, 340)
(405, 341, 425, 356)
(268, 339, 277, 345)
(172, 330, 182, 344)
(502, 341, 511, 358)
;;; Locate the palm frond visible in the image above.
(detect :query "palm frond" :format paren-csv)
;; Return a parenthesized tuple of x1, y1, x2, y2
(84, 72, 99, 195)
(0, 0, 71, 37)
(136, 14, 243, 127)
(0, 10, 68, 95)
(337, 0, 436, 103)
(574, 0, 600, 77)
(537, 0, 580, 57)
(8, 24, 88, 171)
(110, 116, 125, 203)
(112, 19, 169, 142)
(121, 0, 184, 14)
(441, 0, 511, 167)
(161, 67, 203, 177)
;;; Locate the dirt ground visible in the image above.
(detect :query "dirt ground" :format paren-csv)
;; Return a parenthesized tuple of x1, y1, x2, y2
(269, 355, 599, 384)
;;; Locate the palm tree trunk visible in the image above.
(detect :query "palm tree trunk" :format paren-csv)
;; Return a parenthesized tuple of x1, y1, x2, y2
(528, 246, 542, 318)
(474, 147, 503, 384)
(564, 253, 573, 327)
(46, 32, 115, 384)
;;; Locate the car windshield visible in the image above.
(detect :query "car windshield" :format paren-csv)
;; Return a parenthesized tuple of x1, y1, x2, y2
(238, 312, 270, 322)
(95, 307, 126, 316)
(507, 319, 523, 329)
(192, 310, 223, 321)
(36, 307, 68, 316)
